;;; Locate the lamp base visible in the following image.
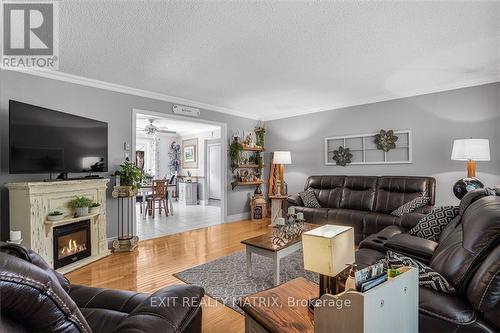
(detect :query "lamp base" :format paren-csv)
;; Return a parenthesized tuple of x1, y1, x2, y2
(453, 177, 484, 200)
(308, 274, 339, 313)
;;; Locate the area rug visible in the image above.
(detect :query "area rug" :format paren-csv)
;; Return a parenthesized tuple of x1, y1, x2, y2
(174, 249, 318, 313)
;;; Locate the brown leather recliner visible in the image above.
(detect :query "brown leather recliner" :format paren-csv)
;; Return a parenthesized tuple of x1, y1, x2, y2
(0, 243, 204, 333)
(355, 194, 500, 332)
(287, 175, 436, 243)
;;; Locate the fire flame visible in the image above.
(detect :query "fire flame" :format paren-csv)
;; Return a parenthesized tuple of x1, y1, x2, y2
(59, 239, 86, 258)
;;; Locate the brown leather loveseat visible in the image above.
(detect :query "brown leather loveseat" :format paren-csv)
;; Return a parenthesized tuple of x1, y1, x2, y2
(0, 243, 204, 333)
(288, 175, 436, 243)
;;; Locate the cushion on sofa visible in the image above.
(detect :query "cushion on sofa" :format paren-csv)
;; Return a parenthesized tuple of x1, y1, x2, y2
(385, 251, 455, 293)
(409, 206, 459, 242)
(298, 190, 321, 208)
(374, 176, 435, 214)
(391, 196, 430, 217)
(304, 175, 345, 208)
(363, 212, 401, 236)
(339, 176, 378, 211)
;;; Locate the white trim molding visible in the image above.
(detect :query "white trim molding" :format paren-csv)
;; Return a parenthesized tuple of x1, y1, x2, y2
(5, 68, 259, 120)
(225, 212, 250, 223)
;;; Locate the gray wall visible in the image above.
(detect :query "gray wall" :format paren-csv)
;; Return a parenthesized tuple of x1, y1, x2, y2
(0, 70, 258, 241)
(265, 83, 500, 206)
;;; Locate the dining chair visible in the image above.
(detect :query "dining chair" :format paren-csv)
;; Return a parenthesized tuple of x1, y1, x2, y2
(146, 180, 169, 218)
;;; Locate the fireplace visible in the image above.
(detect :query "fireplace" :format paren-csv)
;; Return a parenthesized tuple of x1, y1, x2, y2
(53, 220, 91, 269)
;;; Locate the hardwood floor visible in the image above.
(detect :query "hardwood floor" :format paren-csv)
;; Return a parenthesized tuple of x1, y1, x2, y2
(67, 218, 271, 333)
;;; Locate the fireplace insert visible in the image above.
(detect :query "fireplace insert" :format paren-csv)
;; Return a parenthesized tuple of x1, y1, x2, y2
(53, 220, 91, 269)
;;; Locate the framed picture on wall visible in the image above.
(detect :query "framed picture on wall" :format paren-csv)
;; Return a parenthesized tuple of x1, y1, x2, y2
(182, 138, 198, 168)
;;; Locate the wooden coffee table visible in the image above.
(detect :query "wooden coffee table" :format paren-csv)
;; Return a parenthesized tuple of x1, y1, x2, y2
(239, 277, 316, 333)
(241, 223, 319, 286)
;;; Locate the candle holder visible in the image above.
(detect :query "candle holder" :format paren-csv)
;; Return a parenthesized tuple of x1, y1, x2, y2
(272, 210, 306, 247)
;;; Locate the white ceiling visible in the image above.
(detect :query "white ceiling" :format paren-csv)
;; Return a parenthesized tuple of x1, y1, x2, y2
(51, 1, 500, 120)
(136, 113, 220, 137)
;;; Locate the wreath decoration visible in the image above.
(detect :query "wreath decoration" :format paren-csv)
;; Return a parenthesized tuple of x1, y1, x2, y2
(332, 146, 352, 167)
(374, 130, 398, 152)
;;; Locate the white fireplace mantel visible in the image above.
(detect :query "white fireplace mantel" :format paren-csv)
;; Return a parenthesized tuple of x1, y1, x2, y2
(6, 179, 111, 273)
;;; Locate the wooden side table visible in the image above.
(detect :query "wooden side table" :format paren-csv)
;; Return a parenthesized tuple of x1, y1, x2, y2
(239, 277, 316, 333)
(268, 195, 287, 226)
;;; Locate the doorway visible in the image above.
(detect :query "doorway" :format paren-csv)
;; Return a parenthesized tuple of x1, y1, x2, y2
(132, 108, 227, 240)
(207, 141, 222, 201)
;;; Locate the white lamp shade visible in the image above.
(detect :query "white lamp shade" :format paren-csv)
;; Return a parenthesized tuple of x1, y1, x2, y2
(451, 139, 490, 161)
(273, 151, 292, 165)
(302, 225, 355, 277)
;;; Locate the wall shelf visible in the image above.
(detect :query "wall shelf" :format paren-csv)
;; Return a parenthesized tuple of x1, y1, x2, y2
(231, 181, 264, 190)
(242, 147, 264, 152)
(44, 213, 101, 231)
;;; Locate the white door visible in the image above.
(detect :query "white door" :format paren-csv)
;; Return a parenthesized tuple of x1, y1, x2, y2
(208, 143, 222, 200)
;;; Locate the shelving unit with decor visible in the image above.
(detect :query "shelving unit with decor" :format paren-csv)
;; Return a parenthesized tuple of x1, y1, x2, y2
(230, 127, 265, 191)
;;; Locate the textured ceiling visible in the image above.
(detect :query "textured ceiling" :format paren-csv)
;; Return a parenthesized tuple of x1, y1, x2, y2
(56, 0, 499, 120)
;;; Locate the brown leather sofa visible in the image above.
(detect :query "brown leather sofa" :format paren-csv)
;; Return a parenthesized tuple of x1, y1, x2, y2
(288, 175, 436, 243)
(0, 243, 204, 333)
(355, 190, 500, 332)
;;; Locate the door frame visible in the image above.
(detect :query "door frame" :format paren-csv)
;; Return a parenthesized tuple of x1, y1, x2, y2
(131, 108, 228, 230)
(205, 139, 222, 201)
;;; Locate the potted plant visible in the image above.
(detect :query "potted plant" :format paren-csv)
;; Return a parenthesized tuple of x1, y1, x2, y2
(47, 210, 64, 221)
(114, 160, 145, 197)
(69, 196, 93, 217)
(89, 202, 101, 214)
(230, 138, 243, 170)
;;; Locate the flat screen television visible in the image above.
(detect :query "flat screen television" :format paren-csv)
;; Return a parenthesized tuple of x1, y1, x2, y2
(9, 100, 108, 174)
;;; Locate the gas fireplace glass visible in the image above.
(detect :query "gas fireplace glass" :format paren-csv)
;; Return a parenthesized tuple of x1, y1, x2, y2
(53, 220, 91, 269)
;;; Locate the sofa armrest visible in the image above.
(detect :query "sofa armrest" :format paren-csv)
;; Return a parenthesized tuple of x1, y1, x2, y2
(385, 234, 438, 264)
(287, 194, 303, 206)
(401, 213, 426, 229)
(69, 284, 148, 313)
(112, 285, 204, 333)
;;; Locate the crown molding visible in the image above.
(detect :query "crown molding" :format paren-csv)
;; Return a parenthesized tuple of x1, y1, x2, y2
(261, 77, 500, 121)
(4, 68, 260, 121)
(5, 69, 497, 122)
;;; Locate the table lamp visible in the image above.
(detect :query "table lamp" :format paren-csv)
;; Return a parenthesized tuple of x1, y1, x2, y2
(272, 151, 292, 195)
(302, 225, 355, 312)
(451, 138, 490, 199)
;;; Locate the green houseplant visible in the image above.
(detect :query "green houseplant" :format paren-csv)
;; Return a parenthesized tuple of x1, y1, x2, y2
(89, 202, 101, 214)
(47, 210, 64, 221)
(115, 160, 145, 191)
(230, 138, 243, 170)
(68, 196, 93, 217)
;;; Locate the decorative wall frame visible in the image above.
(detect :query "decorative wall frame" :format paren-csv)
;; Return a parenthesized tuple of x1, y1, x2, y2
(182, 138, 198, 169)
(324, 130, 412, 165)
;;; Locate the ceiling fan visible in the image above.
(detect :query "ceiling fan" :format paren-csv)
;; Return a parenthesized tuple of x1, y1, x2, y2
(139, 119, 176, 136)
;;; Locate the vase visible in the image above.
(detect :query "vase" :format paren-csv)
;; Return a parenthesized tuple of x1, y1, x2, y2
(453, 178, 484, 199)
(75, 207, 89, 217)
(89, 206, 100, 214)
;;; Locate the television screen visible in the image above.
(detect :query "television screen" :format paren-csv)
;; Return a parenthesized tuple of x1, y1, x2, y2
(9, 100, 108, 174)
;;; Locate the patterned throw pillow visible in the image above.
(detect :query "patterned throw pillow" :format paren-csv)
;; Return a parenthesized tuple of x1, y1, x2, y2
(385, 251, 455, 293)
(409, 206, 459, 242)
(298, 190, 321, 208)
(391, 196, 430, 217)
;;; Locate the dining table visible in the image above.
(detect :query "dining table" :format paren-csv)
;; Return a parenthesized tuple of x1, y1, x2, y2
(138, 183, 176, 217)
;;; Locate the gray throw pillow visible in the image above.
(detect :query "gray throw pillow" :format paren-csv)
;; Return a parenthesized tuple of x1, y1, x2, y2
(391, 196, 430, 217)
(409, 206, 459, 242)
(384, 250, 455, 293)
(298, 190, 321, 208)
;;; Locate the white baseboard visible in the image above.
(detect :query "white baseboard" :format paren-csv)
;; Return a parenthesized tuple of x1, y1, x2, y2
(225, 212, 250, 223)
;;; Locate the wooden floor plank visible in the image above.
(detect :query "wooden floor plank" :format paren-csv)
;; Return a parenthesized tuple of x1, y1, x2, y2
(67, 218, 272, 333)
